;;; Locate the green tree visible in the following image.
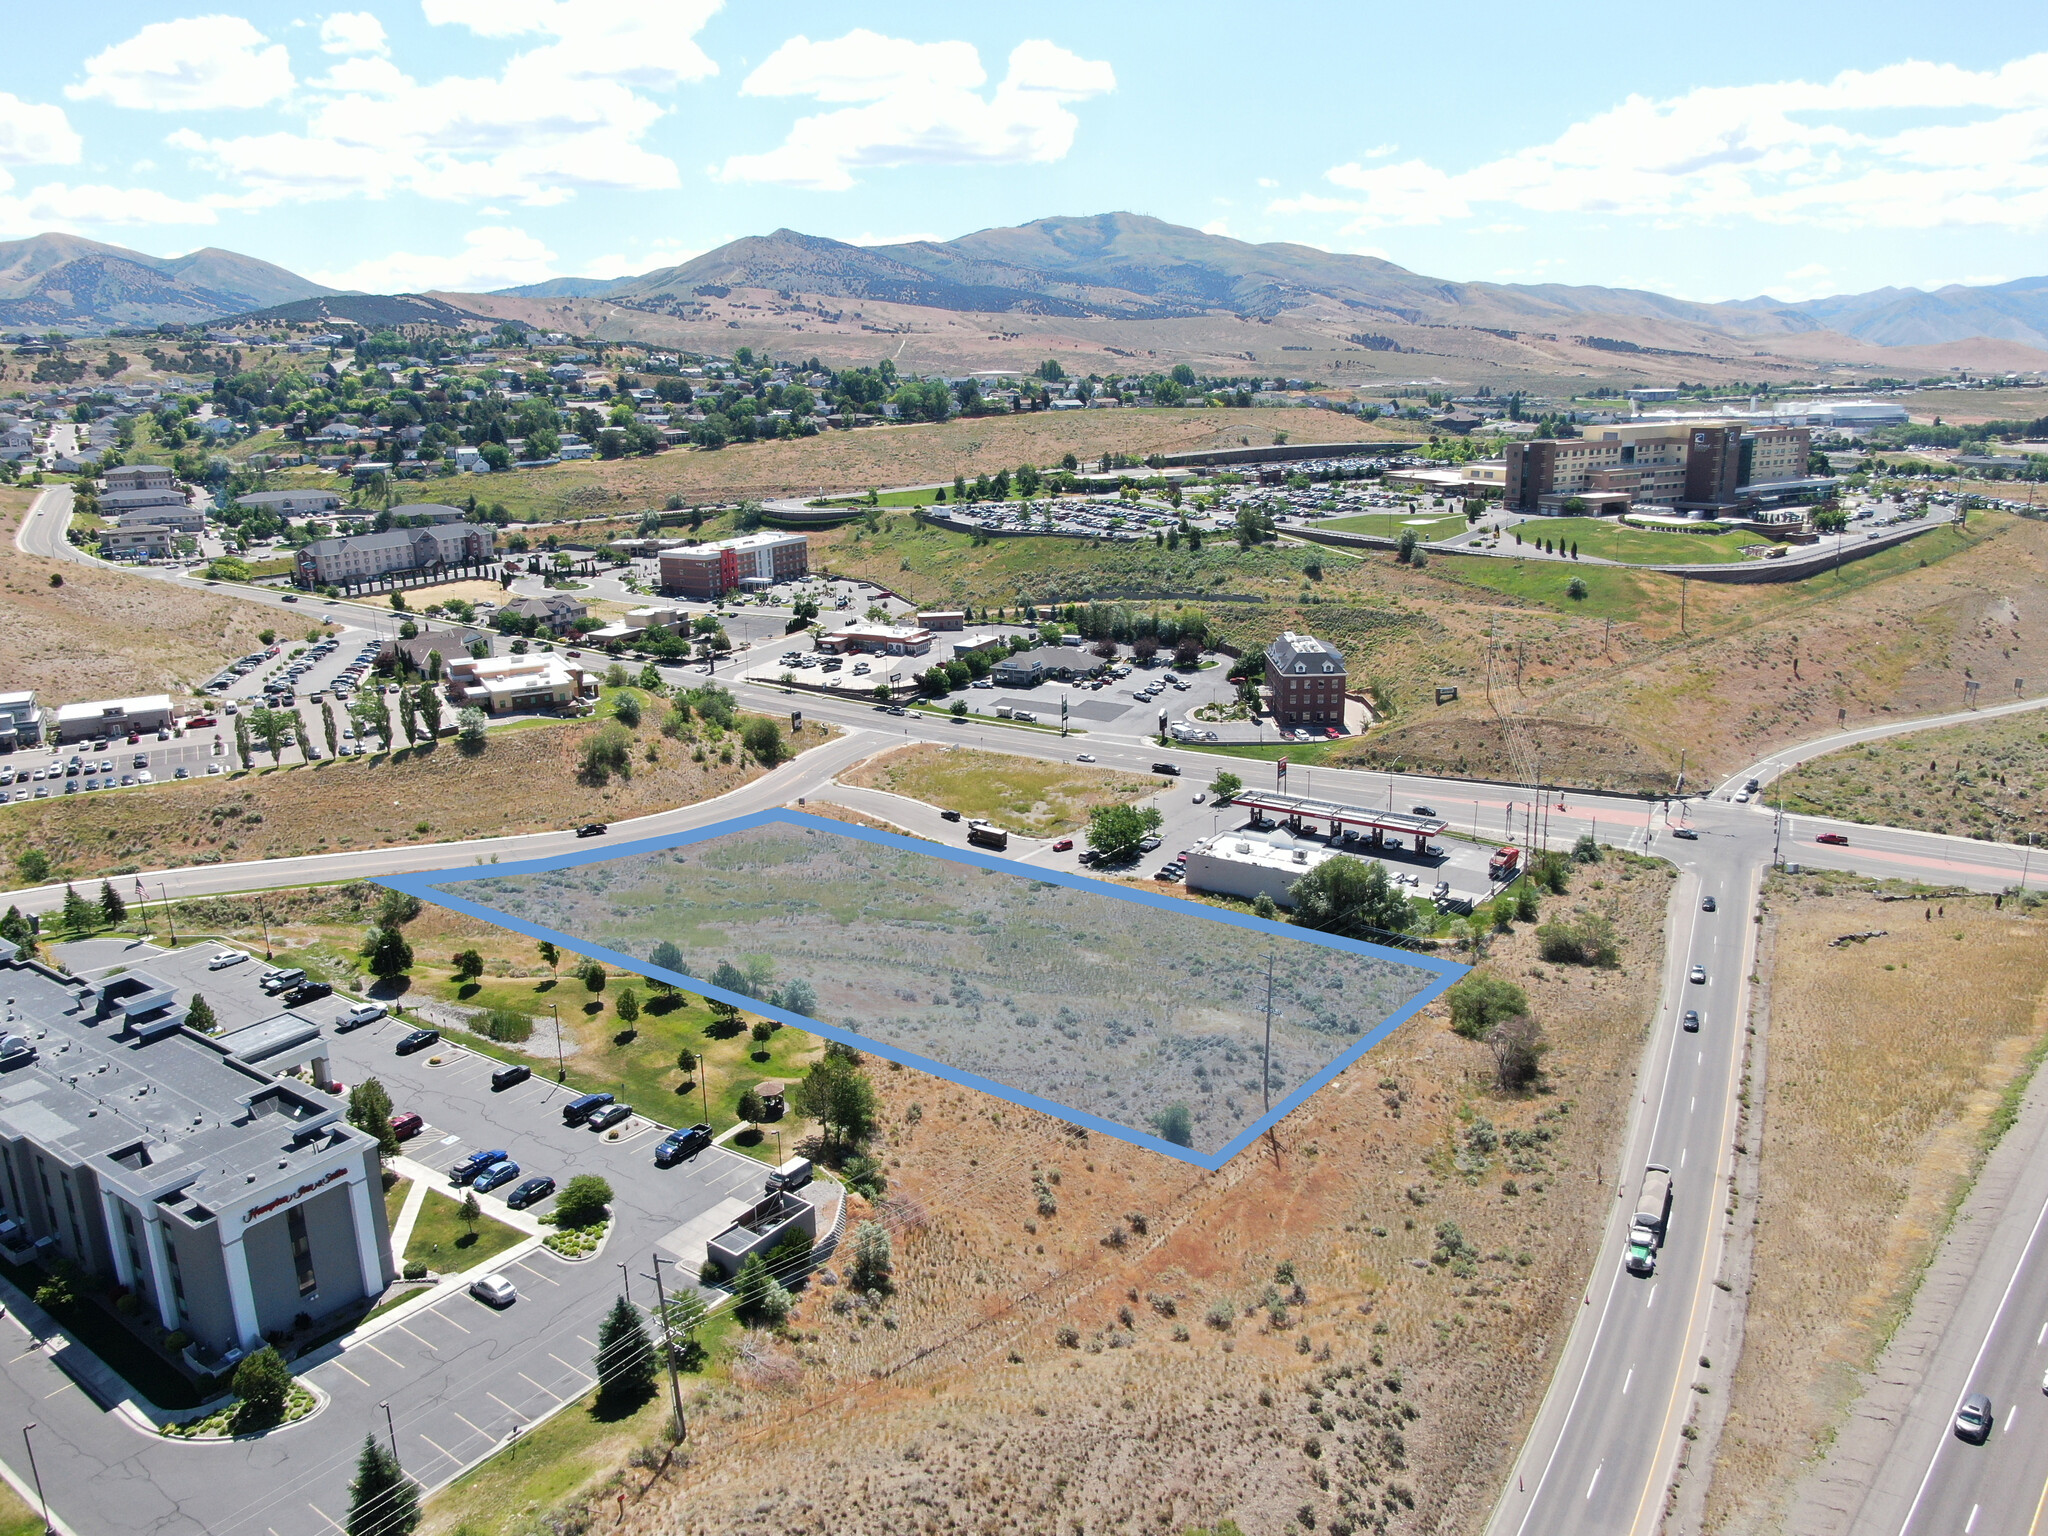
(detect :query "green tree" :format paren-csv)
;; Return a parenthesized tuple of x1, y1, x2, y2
(847, 1219, 893, 1293)
(347, 1078, 400, 1158)
(1571, 832, 1603, 864)
(730, 1251, 793, 1325)
(186, 993, 218, 1033)
(1208, 770, 1242, 803)
(60, 883, 95, 934)
(323, 703, 340, 759)
(1446, 973, 1530, 1042)
(230, 1344, 294, 1430)
(0, 905, 33, 959)
(1567, 577, 1589, 601)
(595, 1294, 657, 1406)
(458, 1190, 481, 1238)
(790, 1047, 879, 1152)
(737, 1087, 766, 1126)
(615, 987, 640, 1026)
(611, 689, 642, 728)
(537, 940, 560, 979)
(555, 1174, 614, 1229)
(455, 707, 488, 751)
(1150, 1101, 1195, 1147)
(578, 722, 633, 783)
(361, 926, 414, 979)
(578, 958, 607, 992)
(247, 705, 292, 764)
(376, 889, 423, 928)
(741, 716, 785, 765)
(656, 1289, 708, 1370)
(413, 683, 442, 739)
(1085, 802, 1163, 861)
(1287, 856, 1415, 939)
(450, 949, 484, 983)
(345, 1433, 418, 1536)
(349, 693, 393, 752)
(98, 879, 126, 926)
(12, 851, 49, 884)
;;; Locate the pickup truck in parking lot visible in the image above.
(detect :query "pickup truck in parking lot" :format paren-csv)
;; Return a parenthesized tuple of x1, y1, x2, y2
(656, 1124, 713, 1165)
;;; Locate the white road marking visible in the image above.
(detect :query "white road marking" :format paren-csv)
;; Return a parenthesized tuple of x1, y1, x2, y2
(1586, 1463, 1603, 1500)
(1680, 1148, 1687, 1168)
(1646, 1285, 1657, 1310)
(2039, 1320, 2046, 1346)
(1622, 1368, 1633, 1395)
(417, 1431, 461, 1465)
(1966, 1503, 1979, 1533)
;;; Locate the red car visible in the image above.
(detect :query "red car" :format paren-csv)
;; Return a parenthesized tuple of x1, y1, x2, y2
(1323, 727, 1340, 739)
(389, 1111, 424, 1140)
(1815, 832, 1850, 846)
(1052, 838, 1073, 852)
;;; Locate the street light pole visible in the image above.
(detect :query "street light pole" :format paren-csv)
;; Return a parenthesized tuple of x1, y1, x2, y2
(380, 1401, 401, 1471)
(552, 1002, 564, 1082)
(21, 1424, 52, 1536)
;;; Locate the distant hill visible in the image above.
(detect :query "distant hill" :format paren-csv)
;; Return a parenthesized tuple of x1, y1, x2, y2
(0, 232, 334, 332)
(492, 275, 625, 299)
(219, 292, 495, 329)
(519, 212, 2047, 352)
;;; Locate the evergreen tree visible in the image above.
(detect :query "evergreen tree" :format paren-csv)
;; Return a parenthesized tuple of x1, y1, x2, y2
(98, 880, 126, 925)
(345, 1433, 419, 1536)
(594, 1294, 656, 1406)
(361, 927, 414, 979)
(731, 1251, 793, 1324)
(60, 884, 95, 934)
(230, 1344, 293, 1430)
(347, 1079, 400, 1158)
(0, 906, 34, 959)
(848, 1219, 893, 1293)
(186, 993, 218, 1033)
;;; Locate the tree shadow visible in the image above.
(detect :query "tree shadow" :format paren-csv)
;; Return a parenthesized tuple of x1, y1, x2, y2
(456, 982, 481, 1000)
(583, 1001, 604, 1017)
(534, 978, 557, 993)
(589, 1381, 656, 1425)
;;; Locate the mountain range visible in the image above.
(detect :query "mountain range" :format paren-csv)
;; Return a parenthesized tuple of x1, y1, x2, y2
(0, 233, 334, 333)
(492, 213, 2048, 353)
(10, 216, 2048, 357)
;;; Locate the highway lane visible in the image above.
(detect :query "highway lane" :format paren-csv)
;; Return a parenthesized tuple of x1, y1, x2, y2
(1488, 830, 1761, 1536)
(1714, 692, 2048, 803)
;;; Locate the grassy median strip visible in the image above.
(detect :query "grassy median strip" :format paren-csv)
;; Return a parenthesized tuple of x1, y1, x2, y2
(403, 1190, 526, 1275)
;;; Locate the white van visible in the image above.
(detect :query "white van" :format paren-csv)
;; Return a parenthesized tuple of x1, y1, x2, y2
(766, 1156, 814, 1193)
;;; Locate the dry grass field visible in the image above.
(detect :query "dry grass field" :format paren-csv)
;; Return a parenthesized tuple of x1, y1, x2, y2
(1703, 876, 2048, 1536)
(1772, 708, 2048, 844)
(0, 487, 283, 700)
(811, 507, 2048, 792)
(456, 855, 1680, 1536)
(838, 744, 1159, 836)
(0, 710, 835, 883)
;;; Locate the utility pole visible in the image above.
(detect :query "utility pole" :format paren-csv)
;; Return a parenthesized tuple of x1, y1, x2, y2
(257, 899, 272, 960)
(159, 882, 177, 947)
(21, 1424, 51, 1536)
(552, 1002, 564, 1082)
(1680, 573, 1688, 635)
(647, 1255, 689, 1444)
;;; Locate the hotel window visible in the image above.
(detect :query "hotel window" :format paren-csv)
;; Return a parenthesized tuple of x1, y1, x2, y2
(287, 1205, 318, 1298)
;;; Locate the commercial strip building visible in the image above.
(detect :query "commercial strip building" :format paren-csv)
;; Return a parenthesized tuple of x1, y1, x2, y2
(0, 946, 392, 1365)
(0, 692, 43, 750)
(101, 464, 175, 492)
(98, 525, 178, 561)
(1502, 419, 1816, 514)
(231, 489, 344, 518)
(1264, 632, 1348, 731)
(656, 531, 809, 601)
(53, 694, 174, 742)
(818, 622, 935, 657)
(294, 522, 496, 588)
(445, 654, 597, 713)
(99, 487, 189, 515)
(113, 505, 207, 533)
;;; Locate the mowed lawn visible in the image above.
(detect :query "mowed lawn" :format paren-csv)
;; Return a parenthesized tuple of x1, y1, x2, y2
(1500, 516, 1771, 564)
(1319, 510, 1469, 540)
(839, 743, 1163, 835)
(402, 1189, 527, 1274)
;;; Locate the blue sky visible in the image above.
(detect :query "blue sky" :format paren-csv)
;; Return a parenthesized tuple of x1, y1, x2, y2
(6, 2, 2048, 302)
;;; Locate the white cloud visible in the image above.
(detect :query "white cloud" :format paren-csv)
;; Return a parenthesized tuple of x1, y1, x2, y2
(320, 12, 387, 56)
(1256, 177, 1278, 189)
(1201, 217, 1232, 237)
(168, 1, 719, 208)
(577, 238, 709, 277)
(0, 95, 83, 185)
(68, 16, 294, 112)
(841, 230, 947, 247)
(1285, 51, 2048, 234)
(309, 224, 557, 292)
(722, 31, 1114, 190)
(0, 182, 217, 239)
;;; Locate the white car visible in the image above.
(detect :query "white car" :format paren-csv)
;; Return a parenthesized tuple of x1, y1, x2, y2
(470, 1273, 518, 1308)
(1689, 964, 1707, 984)
(206, 763, 224, 775)
(207, 951, 249, 971)
(1075, 753, 1096, 763)
(338, 1001, 387, 1029)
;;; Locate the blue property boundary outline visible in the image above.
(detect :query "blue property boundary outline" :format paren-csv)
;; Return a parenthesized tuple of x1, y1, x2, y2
(378, 810, 1466, 1170)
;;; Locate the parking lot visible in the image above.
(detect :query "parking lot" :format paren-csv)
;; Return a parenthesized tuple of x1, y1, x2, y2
(39, 939, 835, 1536)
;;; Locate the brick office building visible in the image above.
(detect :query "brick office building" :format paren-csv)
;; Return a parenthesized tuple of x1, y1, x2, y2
(1264, 631, 1347, 730)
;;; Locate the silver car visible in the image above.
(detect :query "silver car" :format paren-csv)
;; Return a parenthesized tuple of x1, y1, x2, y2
(470, 1273, 517, 1308)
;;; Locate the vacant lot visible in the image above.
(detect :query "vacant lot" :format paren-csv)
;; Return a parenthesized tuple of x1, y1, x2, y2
(0, 487, 282, 701)
(470, 855, 1677, 1536)
(1773, 708, 2048, 844)
(839, 743, 1159, 836)
(0, 709, 833, 883)
(1704, 876, 2048, 1536)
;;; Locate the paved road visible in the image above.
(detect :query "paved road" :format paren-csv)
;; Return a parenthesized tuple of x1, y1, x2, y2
(1716, 691, 2048, 802)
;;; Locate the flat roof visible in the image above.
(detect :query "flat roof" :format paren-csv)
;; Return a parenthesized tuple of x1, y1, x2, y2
(1227, 789, 1447, 835)
(53, 694, 172, 722)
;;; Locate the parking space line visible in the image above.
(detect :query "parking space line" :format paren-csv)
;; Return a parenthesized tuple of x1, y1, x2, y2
(364, 1341, 406, 1369)
(486, 1390, 522, 1416)
(429, 1309, 470, 1334)
(575, 1335, 596, 1350)
(517, 1371, 552, 1395)
(452, 1410, 490, 1440)
(9, 1349, 41, 1365)
(395, 1323, 438, 1351)
(416, 1431, 461, 1465)
(332, 1360, 373, 1387)
(511, 1261, 560, 1286)
(548, 1352, 593, 1383)
(307, 1502, 347, 1534)
(42, 1380, 73, 1400)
